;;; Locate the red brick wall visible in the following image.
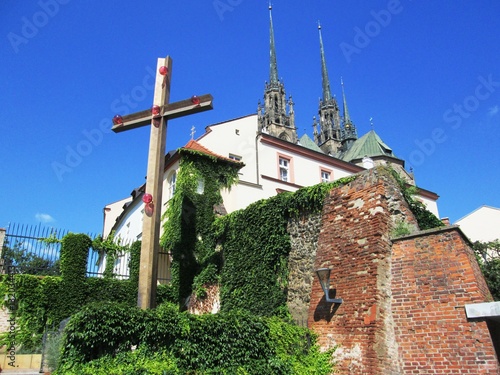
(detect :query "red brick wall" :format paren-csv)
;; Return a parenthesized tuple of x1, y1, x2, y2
(392, 228, 499, 374)
(307, 168, 499, 374)
(308, 170, 403, 374)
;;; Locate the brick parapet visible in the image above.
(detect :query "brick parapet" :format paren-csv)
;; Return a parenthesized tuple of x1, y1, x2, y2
(391, 229, 498, 374)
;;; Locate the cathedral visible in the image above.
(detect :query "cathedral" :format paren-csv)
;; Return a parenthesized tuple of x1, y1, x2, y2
(103, 5, 434, 260)
(255, 6, 413, 183)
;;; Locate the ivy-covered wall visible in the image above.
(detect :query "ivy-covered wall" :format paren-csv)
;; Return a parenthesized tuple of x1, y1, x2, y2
(161, 165, 444, 317)
(160, 148, 243, 306)
(216, 178, 357, 316)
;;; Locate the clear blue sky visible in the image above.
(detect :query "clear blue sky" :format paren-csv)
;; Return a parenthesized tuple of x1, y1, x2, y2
(1, 1, 499, 235)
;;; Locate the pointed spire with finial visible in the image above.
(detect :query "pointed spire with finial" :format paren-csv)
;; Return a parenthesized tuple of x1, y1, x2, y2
(257, 3, 297, 143)
(314, 21, 342, 154)
(339, 77, 357, 151)
(341, 77, 352, 127)
(269, 2, 279, 84)
(318, 21, 332, 102)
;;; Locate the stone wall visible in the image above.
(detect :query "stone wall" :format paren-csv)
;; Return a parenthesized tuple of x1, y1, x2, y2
(306, 168, 499, 374)
(287, 213, 322, 325)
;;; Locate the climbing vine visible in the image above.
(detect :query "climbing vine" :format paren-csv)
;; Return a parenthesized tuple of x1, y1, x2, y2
(389, 168, 444, 230)
(217, 176, 357, 316)
(160, 148, 243, 306)
(92, 232, 130, 279)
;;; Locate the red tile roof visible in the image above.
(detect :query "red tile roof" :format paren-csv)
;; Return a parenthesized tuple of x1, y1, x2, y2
(181, 140, 242, 164)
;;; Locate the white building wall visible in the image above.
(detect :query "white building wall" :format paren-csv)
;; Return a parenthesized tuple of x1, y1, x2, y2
(111, 162, 179, 244)
(220, 182, 263, 213)
(103, 197, 132, 237)
(98, 164, 178, 276)
(198, 115, 259, 185)
(114, 198, 145, 244)
(456, 206, 500, 243)
(419, 195, 440, 218)
(257, 141, 353, 188)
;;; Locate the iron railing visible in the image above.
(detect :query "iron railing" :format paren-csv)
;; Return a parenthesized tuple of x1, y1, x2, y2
(1, 223, 115, 278)
(0, 223, 171, 282)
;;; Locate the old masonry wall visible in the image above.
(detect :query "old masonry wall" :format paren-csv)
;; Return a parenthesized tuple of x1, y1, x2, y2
(286, 168, 499, 374)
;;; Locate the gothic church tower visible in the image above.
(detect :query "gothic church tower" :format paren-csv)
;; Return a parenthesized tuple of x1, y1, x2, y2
(313, 23, 342, 155)
(258, 5, 298, 144)
(340, 77, 358, 151)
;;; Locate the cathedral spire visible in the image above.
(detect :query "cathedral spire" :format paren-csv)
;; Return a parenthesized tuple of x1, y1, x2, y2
(257, 4, 298, 144)
(340, 77, 357, 148)
(318, 22, 332, 102)
(269, 3, 279, 84)
(341, 77, 351, 126)
(313, 22, 342, 155)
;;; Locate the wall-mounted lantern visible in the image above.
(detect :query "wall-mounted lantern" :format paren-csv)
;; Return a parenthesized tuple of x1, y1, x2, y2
(316, 268, 342, 304)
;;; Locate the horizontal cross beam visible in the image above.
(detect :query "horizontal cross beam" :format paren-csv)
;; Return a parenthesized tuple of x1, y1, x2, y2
(111, 94, 213, 133)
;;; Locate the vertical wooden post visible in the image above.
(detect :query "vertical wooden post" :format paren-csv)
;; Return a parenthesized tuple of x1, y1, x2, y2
(137, 56, 172, 309)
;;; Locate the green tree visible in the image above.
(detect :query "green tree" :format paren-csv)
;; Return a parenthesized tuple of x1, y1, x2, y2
(473, 240, 500, 300)
(1, 239, 60, 275)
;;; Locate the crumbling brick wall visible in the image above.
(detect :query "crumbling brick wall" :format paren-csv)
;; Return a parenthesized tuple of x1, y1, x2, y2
(306, 167, 499, 374)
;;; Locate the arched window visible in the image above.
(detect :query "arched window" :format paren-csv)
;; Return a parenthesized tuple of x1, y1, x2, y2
(279, 132, 290, 142)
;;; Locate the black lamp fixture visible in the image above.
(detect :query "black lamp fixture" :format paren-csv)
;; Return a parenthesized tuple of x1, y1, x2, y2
(316, 268, 342, 304)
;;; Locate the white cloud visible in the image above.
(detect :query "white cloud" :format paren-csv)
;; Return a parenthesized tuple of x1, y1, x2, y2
(488, 105, 499, 117)
(35, 213, 55, 223)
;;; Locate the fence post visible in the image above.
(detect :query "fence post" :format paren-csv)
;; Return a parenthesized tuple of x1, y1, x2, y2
(0, 228, 5, 274)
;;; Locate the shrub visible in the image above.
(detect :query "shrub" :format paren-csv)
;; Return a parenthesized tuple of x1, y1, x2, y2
(60, 302, 143, 364)
(55, 348, 181, 375)
(60, 233, 91, 317)
(56, 303, 334, 374)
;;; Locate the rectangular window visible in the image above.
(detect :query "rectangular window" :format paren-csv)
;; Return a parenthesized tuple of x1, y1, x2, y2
(321, 170, 330, 183)
(169, 171, 177, 199)
(229, 154, 242, 162)
(279, 157, 289, 182)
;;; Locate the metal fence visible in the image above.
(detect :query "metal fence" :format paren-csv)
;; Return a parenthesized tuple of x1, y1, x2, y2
(0, 223, 171, 282)
(0, 223, 107, 278)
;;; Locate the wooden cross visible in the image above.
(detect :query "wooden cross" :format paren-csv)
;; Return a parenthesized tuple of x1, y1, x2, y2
(112, 55, 213, 309)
